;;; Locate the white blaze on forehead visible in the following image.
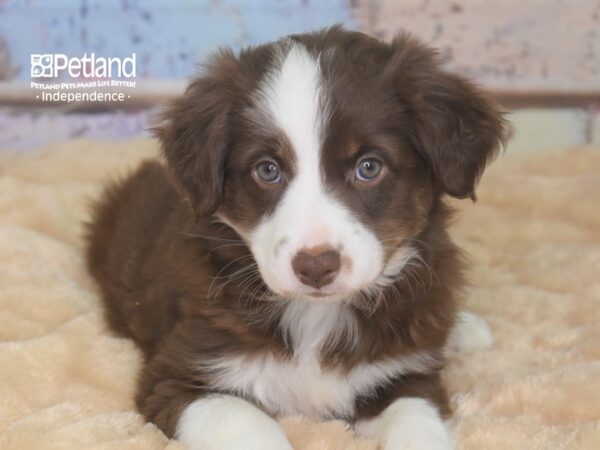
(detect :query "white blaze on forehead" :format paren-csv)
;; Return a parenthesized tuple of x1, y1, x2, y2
(259, 43, 324, 170)
(253, 42, 335, 248)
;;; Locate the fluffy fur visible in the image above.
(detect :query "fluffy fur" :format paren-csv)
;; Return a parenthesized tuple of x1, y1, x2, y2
(0, 140, 599, 449)
(83, 28, 507, 449)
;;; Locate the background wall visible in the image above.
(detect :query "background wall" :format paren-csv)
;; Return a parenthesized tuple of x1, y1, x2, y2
(0, 0, 599, 151)
(358, 0, 600, 93)
(0, 0, 355, 81)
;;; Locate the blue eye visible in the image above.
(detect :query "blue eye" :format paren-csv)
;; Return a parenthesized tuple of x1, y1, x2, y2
(254, 160, 281, 184)
(355, 158, 383, 182)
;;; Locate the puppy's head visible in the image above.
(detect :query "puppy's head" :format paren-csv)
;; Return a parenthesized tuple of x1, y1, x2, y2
(157, 27, 506, 302)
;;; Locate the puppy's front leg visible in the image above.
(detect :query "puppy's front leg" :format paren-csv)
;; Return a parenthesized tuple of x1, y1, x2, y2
(136, 340, 292, 450)
(176, 395, 292, 450)
(354, 373, 453, 450)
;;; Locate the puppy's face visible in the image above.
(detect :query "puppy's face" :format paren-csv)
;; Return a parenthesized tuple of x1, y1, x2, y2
(158, 28, 506, 303)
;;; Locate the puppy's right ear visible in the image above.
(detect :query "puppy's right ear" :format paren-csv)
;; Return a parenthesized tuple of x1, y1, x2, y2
(155, 50, 240, 219)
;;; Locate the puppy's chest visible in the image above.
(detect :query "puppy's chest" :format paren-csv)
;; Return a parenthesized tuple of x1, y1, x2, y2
(202, 303, 438, 419)
(207, 351, 362, 418)
(205, 346, 438, 419)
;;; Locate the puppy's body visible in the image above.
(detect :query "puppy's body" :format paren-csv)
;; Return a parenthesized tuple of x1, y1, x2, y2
(88, 159, 455, 426)
(86, 27, 505, 449)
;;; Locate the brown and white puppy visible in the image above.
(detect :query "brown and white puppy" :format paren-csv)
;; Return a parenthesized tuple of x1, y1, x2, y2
(86, 27, 506, 450)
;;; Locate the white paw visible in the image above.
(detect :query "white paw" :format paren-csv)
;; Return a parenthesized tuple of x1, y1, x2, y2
(356, 398, 453, 450)
(176, 395, 292, 450)
(446, 311, 494, 353)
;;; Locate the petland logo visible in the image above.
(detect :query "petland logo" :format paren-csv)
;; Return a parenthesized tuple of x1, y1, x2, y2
(31, 53, 136, 78)
(30, 53, 137, 103)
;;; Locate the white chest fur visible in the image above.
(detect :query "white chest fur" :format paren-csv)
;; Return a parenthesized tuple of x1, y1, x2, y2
(201, 302, 439, 419)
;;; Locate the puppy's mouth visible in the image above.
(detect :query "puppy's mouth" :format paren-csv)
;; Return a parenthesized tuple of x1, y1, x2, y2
(305, 291, 334, 298)
(306, 291, 335, 298)
(292, 288, 348, 302)
(298, 287, 366, 303)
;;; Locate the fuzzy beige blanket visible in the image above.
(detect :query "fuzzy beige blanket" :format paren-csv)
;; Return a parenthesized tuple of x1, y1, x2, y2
(0, 140, 598, 449)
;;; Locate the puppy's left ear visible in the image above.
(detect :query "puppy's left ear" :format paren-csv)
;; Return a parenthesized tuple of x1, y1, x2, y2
(387, 34, 508, 200)
(154, 50, 241, 219)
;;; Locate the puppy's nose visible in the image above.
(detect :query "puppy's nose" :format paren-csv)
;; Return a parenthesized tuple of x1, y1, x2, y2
(292, 247, 341, 289)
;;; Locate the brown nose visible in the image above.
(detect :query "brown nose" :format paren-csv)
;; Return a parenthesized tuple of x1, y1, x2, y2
(292, 248, 341, 289)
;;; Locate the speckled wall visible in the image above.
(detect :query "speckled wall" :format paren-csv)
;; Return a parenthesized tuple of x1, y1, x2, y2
(0, 0, 355, 81)
(356, 0, 600, 92)
(2, 0, 599, 91)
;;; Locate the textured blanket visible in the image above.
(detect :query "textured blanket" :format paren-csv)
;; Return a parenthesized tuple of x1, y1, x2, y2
(0, 139, 598, 449)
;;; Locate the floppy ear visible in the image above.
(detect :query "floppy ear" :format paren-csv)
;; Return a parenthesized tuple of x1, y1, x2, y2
(387, 34, 507, 200)
(154, 51, 240, 218)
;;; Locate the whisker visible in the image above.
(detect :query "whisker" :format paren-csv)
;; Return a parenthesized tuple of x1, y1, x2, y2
(207, 255, 255, 303)
(209, 255, 255, 280)
(181, 232, 243, 243)
(206, 243, 249, 258)
(211, 262, 258, 300)
(235, 272, 264, 306)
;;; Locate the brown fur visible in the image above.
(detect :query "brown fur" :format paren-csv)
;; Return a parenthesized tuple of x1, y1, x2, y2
(85, 26, 506, 438)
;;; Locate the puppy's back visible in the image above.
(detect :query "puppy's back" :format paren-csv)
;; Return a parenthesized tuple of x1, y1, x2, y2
(85, 161, 180, 351)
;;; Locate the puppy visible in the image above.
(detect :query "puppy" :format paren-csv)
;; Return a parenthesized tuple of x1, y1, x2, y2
(86, 26, 506, 449)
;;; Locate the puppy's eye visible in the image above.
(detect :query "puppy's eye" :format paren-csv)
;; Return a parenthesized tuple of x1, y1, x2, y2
(355, 157, 384, 182)
(253, 160, 282, 185)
